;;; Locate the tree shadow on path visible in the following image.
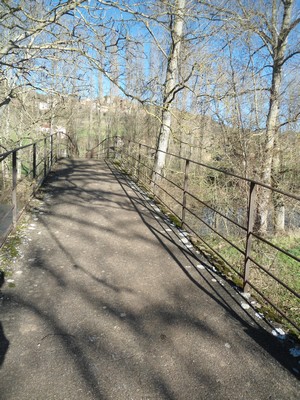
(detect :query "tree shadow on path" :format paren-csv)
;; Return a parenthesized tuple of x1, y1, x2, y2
(107, 162, 300, 379)
(0, 272, 9, 368)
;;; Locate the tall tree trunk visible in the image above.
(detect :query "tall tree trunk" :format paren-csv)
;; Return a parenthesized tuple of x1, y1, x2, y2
(255, 0, 293, 235)
(256, 67, 282, 234)
(272, 137, 285, 233)
(152, 0, 186, 185)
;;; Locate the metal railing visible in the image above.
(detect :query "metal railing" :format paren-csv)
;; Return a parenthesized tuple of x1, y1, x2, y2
(97, 136, 300, 334)
(2, 134, 298, 333)
(0, 133, 62, 245)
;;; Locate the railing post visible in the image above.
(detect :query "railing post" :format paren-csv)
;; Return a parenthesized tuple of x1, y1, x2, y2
(243, 181, 256, 292)
(137, 143, 142, 181)
(50, 134, 53, 167)
(114, 136, 118, 160)
(33, 143, 37, 179)
(127, 139, 131, 172)
(12, 151, 17, 226)
(182, 159, 190, 227)
(106, 136, 110, 159)
(44, 137, 47, 179)
(100, 137, 104, 159)
(57, 132, 61, 159)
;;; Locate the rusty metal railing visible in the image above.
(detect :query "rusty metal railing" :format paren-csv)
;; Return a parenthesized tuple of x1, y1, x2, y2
(98, 136, 300, 334)
(0, 133, 62, 245)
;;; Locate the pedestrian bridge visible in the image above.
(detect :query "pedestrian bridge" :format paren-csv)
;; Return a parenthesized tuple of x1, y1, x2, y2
(0, 140, 299, 399)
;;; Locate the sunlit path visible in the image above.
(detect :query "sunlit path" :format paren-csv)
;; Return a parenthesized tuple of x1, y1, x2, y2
(1, 159, 299, 400)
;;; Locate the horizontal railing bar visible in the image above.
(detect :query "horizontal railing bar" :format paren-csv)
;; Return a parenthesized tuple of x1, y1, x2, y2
(36, 159, 44, 168)
(251, 232, 300, 263)
(126, 146, 247, 233)
(248, 256, 300, 299)
(155, 181, 184, 207)
(182, 220, 244, 278)
(86, 137, 108, 153)
(122, 150, 184, 191)
(185, 190, 247, 231)
(111, 136, 299, 333)
(246, 280, 300, 332)
(110, 162, 246, 281)
(160, 173, 184, 192)
(119, 136, 300, 201)
(0, 135, 55, 159)
(118, 137, 299, 267)
(185, 206, 245, 255)
(118, 141, 300, 262)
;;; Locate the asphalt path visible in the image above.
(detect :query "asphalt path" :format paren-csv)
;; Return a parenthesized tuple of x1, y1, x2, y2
(0, 159, 299, 400)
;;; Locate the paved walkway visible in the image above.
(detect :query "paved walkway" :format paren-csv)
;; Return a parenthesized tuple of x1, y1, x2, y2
(0, 159, 299, 400)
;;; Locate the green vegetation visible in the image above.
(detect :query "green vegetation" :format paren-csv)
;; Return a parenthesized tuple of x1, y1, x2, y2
(0, 229, 22, 277)
(112, 152, 300, 337)
(201, 232, 300, 336)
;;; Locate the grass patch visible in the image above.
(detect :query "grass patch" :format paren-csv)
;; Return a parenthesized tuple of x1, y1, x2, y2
(201, 232, 300, 337)
(0, 219, 28, 279)
(109, 153, 300, 338)
(0, 231, 22, 276)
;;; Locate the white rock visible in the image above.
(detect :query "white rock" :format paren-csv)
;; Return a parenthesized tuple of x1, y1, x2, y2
(225, 343, 231, 349)
(272, 328, 286, 339)
(181, 238, 189, 244)
(211, 278, 217, 282)
(196, 264, 205, 269)
(241, 302, 250, 310)
(241, 292, 251, 300)
(255, 312, 263, 319)
(7, 279, 14, 283)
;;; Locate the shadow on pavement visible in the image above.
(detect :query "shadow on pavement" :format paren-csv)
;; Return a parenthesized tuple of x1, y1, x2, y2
(1, 158, 299, 400)
(0, 272, 9, 368)
(107, 161, 300, 380)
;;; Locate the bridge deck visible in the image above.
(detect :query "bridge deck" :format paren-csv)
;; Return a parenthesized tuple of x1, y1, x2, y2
(1, 159, 299, 399)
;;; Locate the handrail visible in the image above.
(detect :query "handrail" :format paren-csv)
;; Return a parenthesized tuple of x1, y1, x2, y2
(102, 135, 300, 334)
(0, 133, 63, 246)
(0, 135, 55, 162)
(119, 136, 300, 201)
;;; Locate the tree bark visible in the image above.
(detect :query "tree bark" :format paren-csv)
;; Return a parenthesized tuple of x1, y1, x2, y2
(255, 0, 294, 235)
(152, 0, 186, 186)
(272, 138, 285, 233)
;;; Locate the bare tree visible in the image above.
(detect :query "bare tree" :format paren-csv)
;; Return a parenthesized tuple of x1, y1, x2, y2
(152, 0, 186, 184)
(198, 0, 300, 233)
